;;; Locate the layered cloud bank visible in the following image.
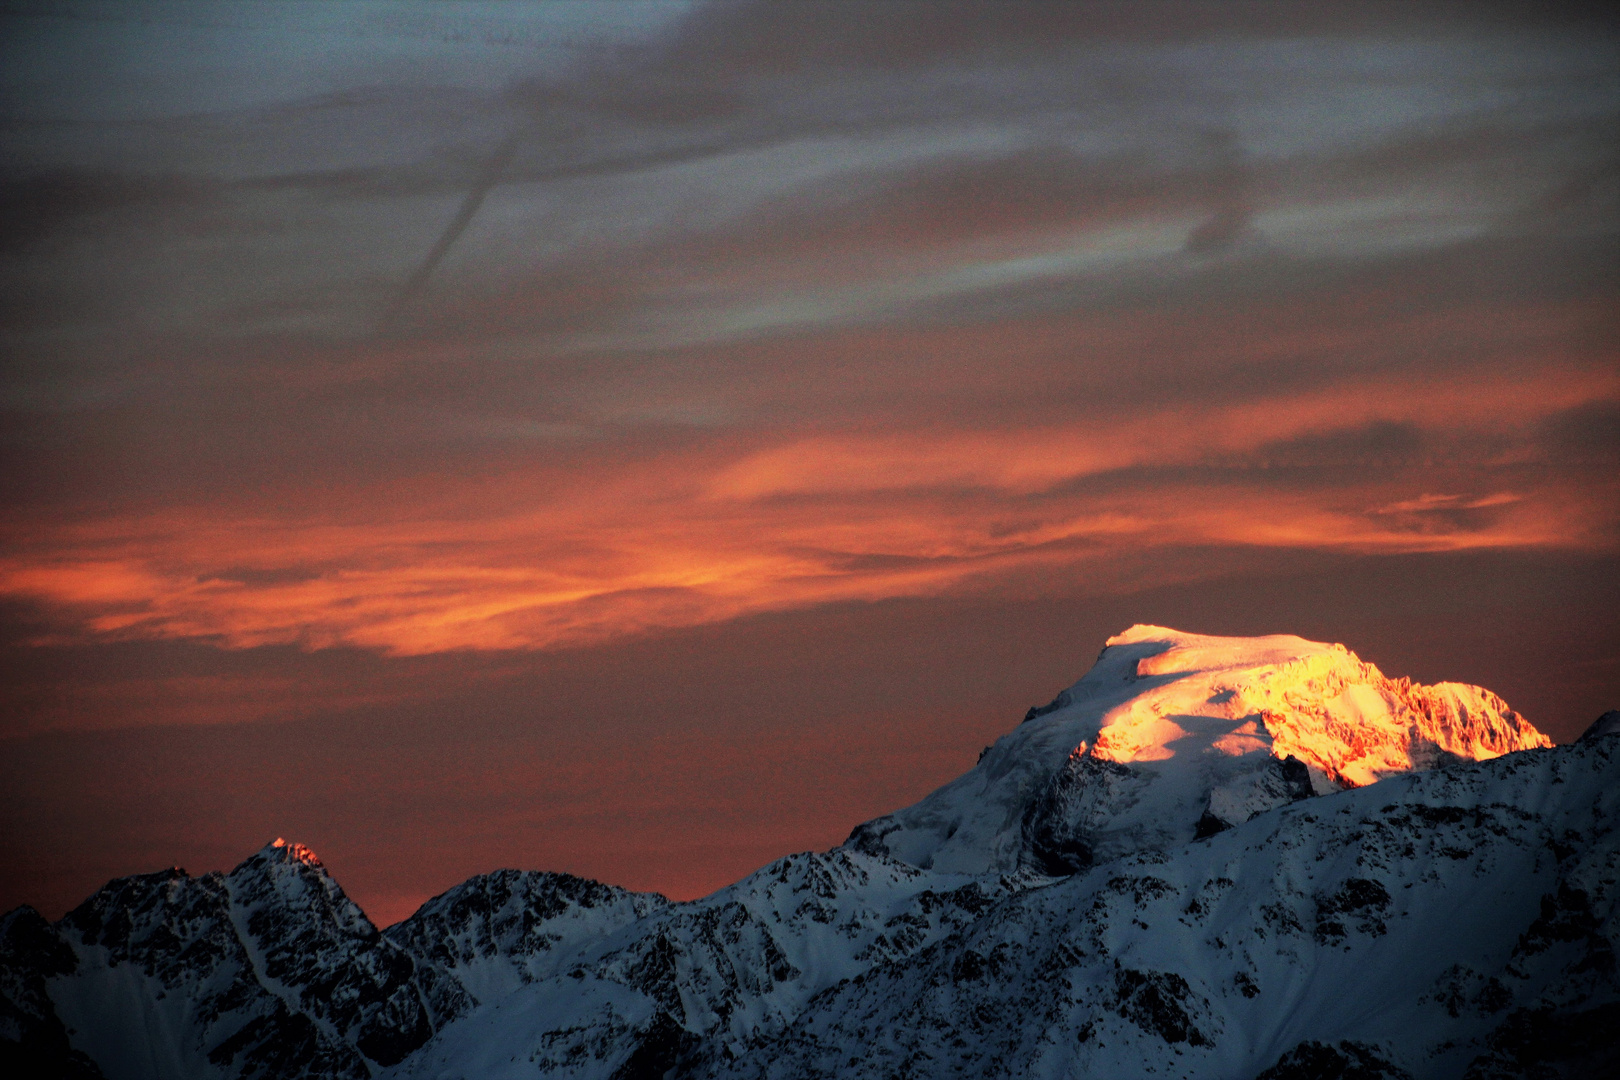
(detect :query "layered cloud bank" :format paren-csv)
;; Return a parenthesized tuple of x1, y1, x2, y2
(2, 2, 1616, 656)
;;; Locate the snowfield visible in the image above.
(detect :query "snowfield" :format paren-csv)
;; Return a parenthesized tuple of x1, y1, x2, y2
(3, 627, 1613, 1079)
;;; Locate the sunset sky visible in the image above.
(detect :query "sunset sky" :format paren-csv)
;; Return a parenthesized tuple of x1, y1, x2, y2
(3, 0, 1617, 927)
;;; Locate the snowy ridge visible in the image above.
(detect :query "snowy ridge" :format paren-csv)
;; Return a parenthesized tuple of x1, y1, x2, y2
(1583, 710, 1620, 742)
(0, 906, 101, 1077)
(1, 626, 1610, 1080)
(382, 870, 670, 1006)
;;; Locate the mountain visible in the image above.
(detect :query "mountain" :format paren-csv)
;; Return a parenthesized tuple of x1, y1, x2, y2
(846, 625, 1550, 876)
(2, 626, 1612, 1080)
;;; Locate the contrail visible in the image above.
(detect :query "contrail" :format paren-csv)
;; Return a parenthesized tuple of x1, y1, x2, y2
(377, 128, 525, 335)
(374, 104, 884, 337)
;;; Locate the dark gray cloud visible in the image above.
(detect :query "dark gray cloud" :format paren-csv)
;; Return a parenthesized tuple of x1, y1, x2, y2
(1540, 399, 1620, 466)
(4, 1, 1615, 363)
(0, 168, 218, 250)
(1238, 422, 1428, 472)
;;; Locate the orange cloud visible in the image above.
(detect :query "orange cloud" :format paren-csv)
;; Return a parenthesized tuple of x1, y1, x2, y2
(2, 366, 1614, 657)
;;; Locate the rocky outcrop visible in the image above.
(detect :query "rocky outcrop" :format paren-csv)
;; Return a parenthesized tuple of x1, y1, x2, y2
(384, 869, 668, 1006)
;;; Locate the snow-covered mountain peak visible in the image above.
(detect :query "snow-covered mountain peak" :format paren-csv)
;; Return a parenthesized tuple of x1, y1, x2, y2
(1072, 625, 1547, 781)
(846, 625, 1550, 876)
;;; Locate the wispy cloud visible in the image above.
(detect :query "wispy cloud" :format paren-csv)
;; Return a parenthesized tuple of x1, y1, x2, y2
(1, 0, 1615, 658)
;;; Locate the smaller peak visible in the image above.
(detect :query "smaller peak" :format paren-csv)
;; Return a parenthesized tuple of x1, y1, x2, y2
(259, 838, 323, 867)
(1579, 710, 1620, 742)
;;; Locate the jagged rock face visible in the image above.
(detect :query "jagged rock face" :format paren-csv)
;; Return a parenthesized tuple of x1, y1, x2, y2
(383, 869, 668, 1005)
(5, 839, 466, 1080)
(845, 625, 1551, 876)
(390, 848, 1033, 1079)
(707, 738, 1620, 1080)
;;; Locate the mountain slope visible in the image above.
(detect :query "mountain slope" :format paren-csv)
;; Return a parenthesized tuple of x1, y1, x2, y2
(705, 731, 1619, 1079)
(381, 627, 1572, 1079)
(384, 734, 1615, 1080)
(0, 906, 104, 1079)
